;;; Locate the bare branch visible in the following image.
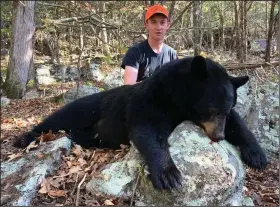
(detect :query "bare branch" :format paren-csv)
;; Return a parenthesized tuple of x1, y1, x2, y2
(224, 61, 279, 70)
(170, 2, 194, 29)
(168, 1, 176, 20)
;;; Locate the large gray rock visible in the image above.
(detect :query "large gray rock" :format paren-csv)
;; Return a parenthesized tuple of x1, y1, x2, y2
(36, 65, 56, 85)
(88, 62, 105, 81)
(231, 79, 279, 160)
(0, 137, 71, 206)
(86, 156, 141, 197)
(55, 65, 80, 82)
(234, 82, 252, 118)
(64, 85, 103, 104)
(23, 90, 40, 100)
(245, 82, 279, 159)
(1, 97, 10, 107)
(86, 121, 247, 206)
(103, 69, 124, 89)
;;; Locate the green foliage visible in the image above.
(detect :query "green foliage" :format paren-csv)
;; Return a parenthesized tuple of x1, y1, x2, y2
(3, 81, 24, 99)
(103, 55, 112, 64)
(50, 94, 64, 104)
(0, 2, 12, 21)
(27, 79, 35, 87)
(1, 28, 11, 39)
(1, 65, 7, 72)
(120, 45, 128, 54)
(84, 81, 93, 86)
(1, 1, 12, 48)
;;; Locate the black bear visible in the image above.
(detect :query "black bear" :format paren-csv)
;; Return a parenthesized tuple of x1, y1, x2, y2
(15, 56, 268, 190)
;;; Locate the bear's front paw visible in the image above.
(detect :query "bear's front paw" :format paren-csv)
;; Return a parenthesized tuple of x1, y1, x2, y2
(149, 161, 183, 190)
(240, 145, 268, 170)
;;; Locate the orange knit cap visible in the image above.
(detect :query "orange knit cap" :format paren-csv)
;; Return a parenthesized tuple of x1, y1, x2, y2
(145, 4, 169, 21)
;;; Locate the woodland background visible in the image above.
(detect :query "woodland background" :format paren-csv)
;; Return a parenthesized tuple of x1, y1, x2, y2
(0, 1, 279, 206)
(0, 0, 279, 98)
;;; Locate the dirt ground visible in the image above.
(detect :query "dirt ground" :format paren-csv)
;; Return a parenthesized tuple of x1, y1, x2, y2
(1, 53, 279, 206)
(1, 89, 279, 206)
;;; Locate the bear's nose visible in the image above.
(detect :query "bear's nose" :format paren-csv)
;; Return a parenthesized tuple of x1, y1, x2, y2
(214, 133, 225, 141)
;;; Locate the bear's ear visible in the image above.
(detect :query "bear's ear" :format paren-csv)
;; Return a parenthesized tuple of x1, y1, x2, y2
(230, 76, 249, 88)
(191, 55, 207, 80)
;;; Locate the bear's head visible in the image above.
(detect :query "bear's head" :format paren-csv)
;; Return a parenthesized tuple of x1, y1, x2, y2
(151, 55, 249, 142)
(185, 56, 249, 142)
(166, 56, 249, 141)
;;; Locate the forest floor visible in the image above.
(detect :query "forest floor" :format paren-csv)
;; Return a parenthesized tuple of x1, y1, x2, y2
(1, 51, 279, 206)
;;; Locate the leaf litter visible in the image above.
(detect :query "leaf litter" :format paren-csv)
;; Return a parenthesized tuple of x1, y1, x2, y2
(1, 93, 278, 206)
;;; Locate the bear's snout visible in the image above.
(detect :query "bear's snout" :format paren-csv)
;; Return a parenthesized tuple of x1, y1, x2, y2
(211, 132, 225, 142)
(200, 117, 226, 142)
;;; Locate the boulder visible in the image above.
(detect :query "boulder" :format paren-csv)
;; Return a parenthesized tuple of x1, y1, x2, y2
(0, 137, 71, 206)
(64, 85, 103, 104)
(86, 121, 247, 206)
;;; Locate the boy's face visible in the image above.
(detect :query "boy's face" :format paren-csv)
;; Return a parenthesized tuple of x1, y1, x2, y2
(145, 14, 170, 41)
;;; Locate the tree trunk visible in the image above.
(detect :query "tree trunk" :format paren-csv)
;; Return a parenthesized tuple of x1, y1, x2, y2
(210, 28, 214, 51)
(266, 1, 268, 35)
(265, 0, 277, 62)
(99, 2, 110, 56)
(276, 11, 279, 52)
(239, 1, 245, 63)
(4, 1, 35, 99)
(242, 1, 248, 63)
(235, 1, 248, 63)
(79, 26, 84, 51)
(68, 10, 73, 64)
(234, 1, 241, 59)
(168, 1, 176, 20)
(217, 2, 225, 48)
(192, 1, 201, 56)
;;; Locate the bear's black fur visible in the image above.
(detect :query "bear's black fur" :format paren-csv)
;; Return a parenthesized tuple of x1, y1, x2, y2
(15, 56, 268, 190)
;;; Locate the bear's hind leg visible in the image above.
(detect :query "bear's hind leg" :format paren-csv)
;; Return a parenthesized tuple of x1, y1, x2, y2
(69, 128, 102, 148)
(13, 131, 41, 148)
(70, 128, 124, 149)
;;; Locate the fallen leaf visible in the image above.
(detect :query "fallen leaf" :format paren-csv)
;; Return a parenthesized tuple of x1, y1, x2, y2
(104, 199, 114, 205)
(41, 130, 56, 142)
(25, 141, 38, 153)
(67, 161, 72, 168)
(48, 190, 66, 197)
(57, 170, 67, 177)
(7, 152, 23, 161)
(84, 166, 91, 172)
(72, 144, 83, 157)
(200, 51, 207, 58)
(78, 158, 87, 167)
(95, 173, 110, 181)
(38, 179, 49, 194)
(69, 165, 82, 174)
(3, 183, 10, 190)
(27, 117, 36, 123)
(50, 177, 62, 188)
(85, 200, 100, 206)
